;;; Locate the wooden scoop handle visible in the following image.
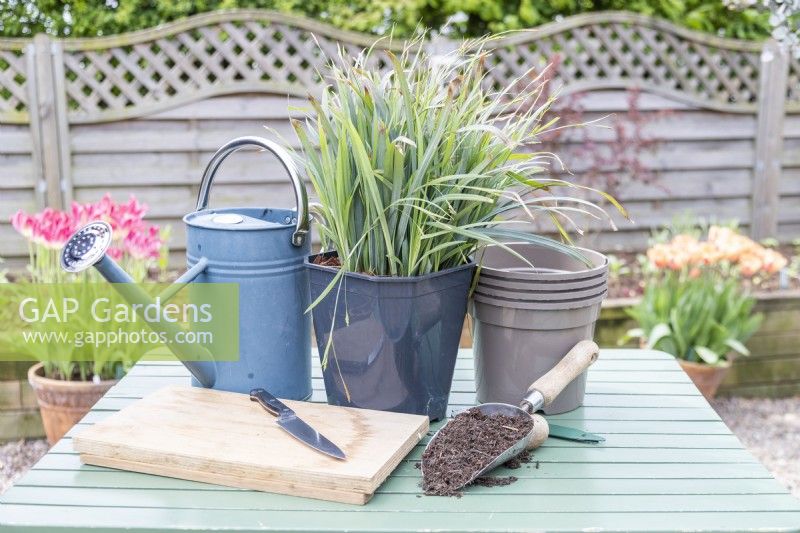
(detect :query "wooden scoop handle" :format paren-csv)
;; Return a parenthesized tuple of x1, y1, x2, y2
(525, 414, 549, 450)
(525, 340, 599, 408)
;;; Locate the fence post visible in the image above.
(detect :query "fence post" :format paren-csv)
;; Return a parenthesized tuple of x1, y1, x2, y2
(751, 39, 789, 241)
(51, 41, 73, 205)
(24, 40, 45, 210)
(26, 34, 70, 210)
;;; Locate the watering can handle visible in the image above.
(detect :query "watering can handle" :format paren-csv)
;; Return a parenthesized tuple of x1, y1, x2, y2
(196, 136, 309, 247)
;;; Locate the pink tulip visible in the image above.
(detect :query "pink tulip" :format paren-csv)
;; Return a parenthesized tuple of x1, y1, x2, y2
(11, 210, 34, 238)
(11, 194, 165, 272)
(107, 247, 124, 261)
(124, 225, 163, 260)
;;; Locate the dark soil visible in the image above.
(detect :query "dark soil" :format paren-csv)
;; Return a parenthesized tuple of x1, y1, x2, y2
(421, 407, 533, 496)
(503, 449, 531, 469)
(472, 451, 533, 489)
(312, 254, 341, 268)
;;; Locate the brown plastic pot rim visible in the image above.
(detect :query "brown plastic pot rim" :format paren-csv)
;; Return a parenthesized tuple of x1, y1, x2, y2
(473, 289, 607, 304)
(471, 300, 601, 328)
(478, 265, 608, 282)
(473, 289, 607, 310)
(474, 284, 607, 303)
(477, 244, 608, 281)
(478, 270, 608, 290)
(28, 362, 118, 391)
(476, 279, 607, 299)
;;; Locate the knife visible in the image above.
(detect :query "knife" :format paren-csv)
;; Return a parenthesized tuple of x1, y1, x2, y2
(250, 388, 347, 460)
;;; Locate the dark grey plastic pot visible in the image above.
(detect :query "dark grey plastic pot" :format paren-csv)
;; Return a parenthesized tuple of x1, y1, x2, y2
(477, 243, 607, 282)
(306, 252, 475, 421)
(471, 292, 604, 414)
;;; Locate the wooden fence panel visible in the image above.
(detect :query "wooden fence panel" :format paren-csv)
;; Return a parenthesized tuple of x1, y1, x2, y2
(66, 93, 312, 258)
(777, 112, 800, 241)
(0, 9, 798, 262)
(1, 37, 38, 255)
(0, 122, 38, 261)
(530, 90, 759, 251)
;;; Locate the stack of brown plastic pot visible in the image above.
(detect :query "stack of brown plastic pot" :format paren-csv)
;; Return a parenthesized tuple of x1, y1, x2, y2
(471, 243, 608, 414)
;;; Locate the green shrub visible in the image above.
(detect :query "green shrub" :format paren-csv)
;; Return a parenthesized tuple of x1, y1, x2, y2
(416, 0, 770, 41)
(0, 0, 771, 40)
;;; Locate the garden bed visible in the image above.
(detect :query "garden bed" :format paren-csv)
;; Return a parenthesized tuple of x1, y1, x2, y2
(604, 247, 800, 300)
(596, 291, 800, 397)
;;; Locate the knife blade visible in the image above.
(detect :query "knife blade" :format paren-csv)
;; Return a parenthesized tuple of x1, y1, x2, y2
(250, 388, 346, 460)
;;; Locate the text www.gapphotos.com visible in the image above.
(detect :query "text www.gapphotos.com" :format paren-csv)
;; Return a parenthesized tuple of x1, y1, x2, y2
(20, 328, 213, 349)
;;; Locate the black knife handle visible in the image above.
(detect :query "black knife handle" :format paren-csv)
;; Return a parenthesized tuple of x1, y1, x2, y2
(250, 388, 292, 418)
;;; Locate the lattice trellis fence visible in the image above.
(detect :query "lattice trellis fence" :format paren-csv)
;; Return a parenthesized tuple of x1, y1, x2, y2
(0, 42, 27, 121)
(4, 11, 793, 123)
(480, 13, 766, 112)
(56, 15, 401, 122)
(0, 9, 799, 261)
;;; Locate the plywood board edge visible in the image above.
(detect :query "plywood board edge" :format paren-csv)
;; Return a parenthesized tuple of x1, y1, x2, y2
(79, 453, 372, 505)
(367, 417, 429, 492)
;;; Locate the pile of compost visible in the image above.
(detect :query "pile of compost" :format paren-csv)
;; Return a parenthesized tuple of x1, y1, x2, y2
(421, 407, 533, 496)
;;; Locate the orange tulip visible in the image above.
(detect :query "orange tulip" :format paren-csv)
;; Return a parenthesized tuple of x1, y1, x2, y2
(645, 225, 786, 278)
(738, 254, 762, 277)
(761, 249, 788, 274)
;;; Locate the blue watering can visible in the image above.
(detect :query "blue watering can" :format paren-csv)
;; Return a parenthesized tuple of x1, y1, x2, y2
(59, 136, 313, 400)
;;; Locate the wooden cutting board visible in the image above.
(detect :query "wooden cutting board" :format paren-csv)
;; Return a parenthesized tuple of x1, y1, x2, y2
(73, 386, 429, 504)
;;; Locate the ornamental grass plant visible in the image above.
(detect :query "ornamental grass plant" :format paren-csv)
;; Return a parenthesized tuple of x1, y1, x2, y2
(290, 39, 625, 292)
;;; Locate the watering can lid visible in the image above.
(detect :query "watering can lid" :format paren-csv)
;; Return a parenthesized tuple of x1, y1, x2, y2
(184, 207, 294, 231)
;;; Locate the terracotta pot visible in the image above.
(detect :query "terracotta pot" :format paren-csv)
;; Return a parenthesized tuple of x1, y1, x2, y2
(678, 359, 731, 399)
(27, 363, 117, 445)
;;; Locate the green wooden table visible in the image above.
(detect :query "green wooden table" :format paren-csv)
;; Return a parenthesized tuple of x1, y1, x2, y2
(2, 348, 800, 532)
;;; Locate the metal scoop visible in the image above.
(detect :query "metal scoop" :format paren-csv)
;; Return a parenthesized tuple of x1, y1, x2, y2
(424, 340, 600, 490)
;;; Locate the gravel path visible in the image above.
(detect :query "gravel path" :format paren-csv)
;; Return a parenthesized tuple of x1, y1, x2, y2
(711, 396, 800, 499)
(0, 398, 798, 498)
(0, 439, 48, 493)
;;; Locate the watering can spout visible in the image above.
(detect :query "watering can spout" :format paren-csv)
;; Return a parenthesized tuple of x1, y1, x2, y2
(60, 221, 217, 388)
